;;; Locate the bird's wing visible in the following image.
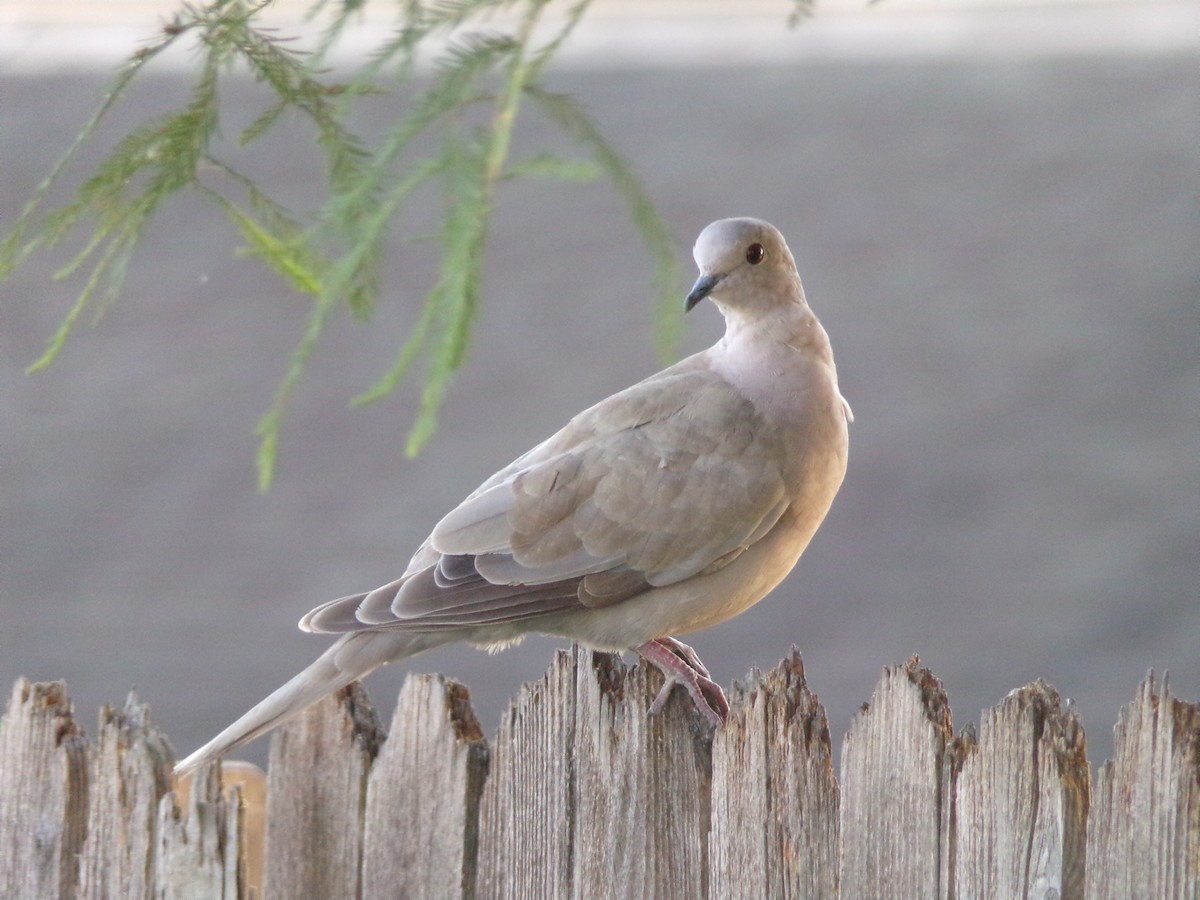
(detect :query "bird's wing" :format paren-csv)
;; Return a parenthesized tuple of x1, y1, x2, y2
(302, 364, 791, 633)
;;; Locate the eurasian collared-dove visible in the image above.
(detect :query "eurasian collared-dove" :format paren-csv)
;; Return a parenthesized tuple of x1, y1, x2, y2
(176, 217, 851, 775)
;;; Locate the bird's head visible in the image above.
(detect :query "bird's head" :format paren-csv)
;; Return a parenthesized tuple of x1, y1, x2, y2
(685, 217, 804, 317)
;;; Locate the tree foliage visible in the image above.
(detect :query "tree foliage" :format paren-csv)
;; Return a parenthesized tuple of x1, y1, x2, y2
(2, 0, 681, 489)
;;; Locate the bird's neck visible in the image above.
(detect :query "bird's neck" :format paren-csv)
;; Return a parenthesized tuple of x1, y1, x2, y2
(718, 302, 834, 366)
(709, 304, 842, 427)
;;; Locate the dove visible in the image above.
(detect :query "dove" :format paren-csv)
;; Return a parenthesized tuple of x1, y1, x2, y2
(175, 217, 852, 775)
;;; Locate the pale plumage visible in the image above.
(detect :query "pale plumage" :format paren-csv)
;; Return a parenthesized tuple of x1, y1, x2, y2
(176, 217, 851, 775)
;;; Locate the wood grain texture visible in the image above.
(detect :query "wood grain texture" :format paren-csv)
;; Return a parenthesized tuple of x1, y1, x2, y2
(1086, 673, 1200, 900)
(475, 647, 714, 900)
(709, 649, 839, 900)
(263, 682, 384, 899)
(78, 693, 174, 900)
(3, 657, 1198, 898)
(476, 649, 578, 900)
(361, 674, 488, 900)
(571, 649, 712, 900)
(838, 657, 954, 900)
(0, 679, 89, 900)
(155, 764, 242, 899)
(953, 681, 1090, 900)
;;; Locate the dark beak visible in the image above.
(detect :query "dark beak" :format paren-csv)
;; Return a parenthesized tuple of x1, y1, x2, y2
(684, 273, 723, 312)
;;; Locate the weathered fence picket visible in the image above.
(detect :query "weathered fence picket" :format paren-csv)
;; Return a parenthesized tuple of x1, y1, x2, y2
(708, 651, 839, 899)
(362, 675, 486, 900)
(1087, 674, 1200, 900)
(80, 695, 173, 899)
(838, 659, 954, 898)
(1, 647, 1197, 899)
(0, 681, 88, 899)
(264, 680, 381, 899)
(952, 681, 1089, 899)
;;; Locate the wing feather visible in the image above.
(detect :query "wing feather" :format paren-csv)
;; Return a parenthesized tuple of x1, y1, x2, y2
(307, 360, 793, 634)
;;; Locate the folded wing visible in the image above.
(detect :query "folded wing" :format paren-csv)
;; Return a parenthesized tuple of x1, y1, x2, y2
(302, 364, 790, 634)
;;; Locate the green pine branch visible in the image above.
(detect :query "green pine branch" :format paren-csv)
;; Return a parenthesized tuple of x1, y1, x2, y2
(2, 0, 682, 491)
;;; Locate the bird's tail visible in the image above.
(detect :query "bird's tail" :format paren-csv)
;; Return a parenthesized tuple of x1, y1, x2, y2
(174, 630, 443, 776)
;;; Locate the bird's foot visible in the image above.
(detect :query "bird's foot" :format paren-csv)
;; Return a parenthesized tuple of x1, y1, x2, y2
(635, 637, 729, 728)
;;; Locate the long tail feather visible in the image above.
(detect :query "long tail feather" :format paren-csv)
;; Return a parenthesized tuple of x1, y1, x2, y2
(174, 631, 441, 776)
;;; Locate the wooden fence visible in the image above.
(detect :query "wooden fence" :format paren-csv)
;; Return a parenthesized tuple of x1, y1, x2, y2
(2, 647, 1197, 899)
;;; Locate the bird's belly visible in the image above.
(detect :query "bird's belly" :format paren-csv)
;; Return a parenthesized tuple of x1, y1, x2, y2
(546, 499, 830, 650)
(531, 433, 847, 651)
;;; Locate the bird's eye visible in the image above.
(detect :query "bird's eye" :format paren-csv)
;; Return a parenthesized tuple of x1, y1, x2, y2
(745, 243, 766, 265)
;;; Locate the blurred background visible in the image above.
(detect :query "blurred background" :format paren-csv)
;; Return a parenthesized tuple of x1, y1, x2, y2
(2, 0, 1197, 770)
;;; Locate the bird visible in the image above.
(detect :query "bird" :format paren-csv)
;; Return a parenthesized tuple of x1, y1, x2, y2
(175, 217, 852, 776)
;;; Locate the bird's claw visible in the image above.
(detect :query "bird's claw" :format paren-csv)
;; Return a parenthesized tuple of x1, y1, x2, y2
(636, 638, 729, 728)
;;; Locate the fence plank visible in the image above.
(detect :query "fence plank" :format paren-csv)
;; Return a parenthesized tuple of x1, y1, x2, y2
(953, 681, 1090, 900)
(78, 694, 175, 900)
(474, 647, 714, 899)
(571, 649, 712, 900)
(172, 762, 266, 898)
(0, 679, 89, 900)
(709, 649, 839, 900)
(839, 657, 954, 899)
(1035, 707, 1091, 899)
(264, 682, 384, 899)
(4, 656, 1199, 898)
(1086, 673, 1200, 900)
(476, 649, 578, 900)
(154, 764, 243, 899)
(361, 674, 488, 900)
